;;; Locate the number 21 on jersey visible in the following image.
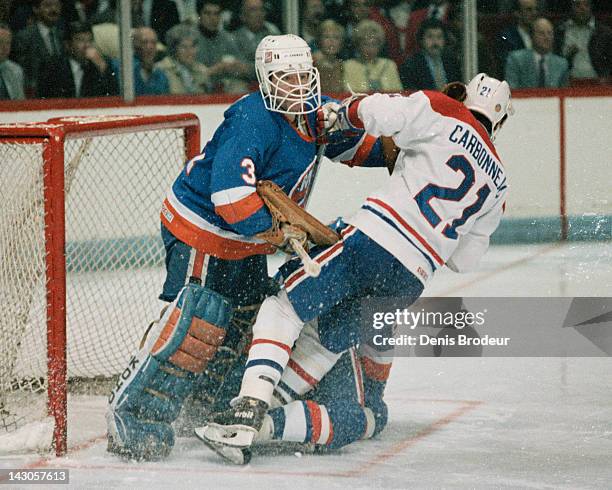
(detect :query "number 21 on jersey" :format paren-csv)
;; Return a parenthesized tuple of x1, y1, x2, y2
(415, 155, 490, 239)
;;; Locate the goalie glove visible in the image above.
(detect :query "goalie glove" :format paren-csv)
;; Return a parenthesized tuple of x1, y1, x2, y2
(255, 181, 339, 276)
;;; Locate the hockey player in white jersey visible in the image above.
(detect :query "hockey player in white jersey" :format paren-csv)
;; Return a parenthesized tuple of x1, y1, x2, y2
(197, 73, 515, 460)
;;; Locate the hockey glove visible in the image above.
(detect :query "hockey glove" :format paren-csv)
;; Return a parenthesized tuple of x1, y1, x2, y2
(316, 101, 340, 143)
(335, 93, 367, 136)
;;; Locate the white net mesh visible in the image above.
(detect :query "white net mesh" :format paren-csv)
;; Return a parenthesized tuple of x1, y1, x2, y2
(0, 142, 47, 433)
(0, 120, 191, 450)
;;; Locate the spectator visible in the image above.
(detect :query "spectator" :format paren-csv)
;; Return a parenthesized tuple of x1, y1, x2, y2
(505, 17, 569, 88)
(495, 0, 539, 75)
(195, 0, 251, 94)
(111, 27, 170, 95)
(313, 19, 346, 93)
(400, 18, 460, 90)
(37, 21, 118, 98)
(342, 0, 402, 64)
(0, 23, 25, 100)
(343, 19, 402, 92)
(398, 0, 451, 60)
(233, 0, 281, 65)
(155, 24, 211, 94)
(301, 0, 326, 48)
(13, 0, 64, 95)
(555, 0, 602, 80)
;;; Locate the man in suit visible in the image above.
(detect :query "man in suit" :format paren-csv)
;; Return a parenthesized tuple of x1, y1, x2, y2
(495, 0, 539, 77)
(111, 27, 170, 96)
(13, 0, 64, 96)
(0, 23, 25, 100)
(37, 21, 118, 98)
(399, 18, 461, 91)
(505, 17, 569, 88)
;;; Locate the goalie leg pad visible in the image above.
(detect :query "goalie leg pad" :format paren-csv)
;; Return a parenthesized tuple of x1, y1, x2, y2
(106, 409, 174, 461)
(106, 283, 232, 459)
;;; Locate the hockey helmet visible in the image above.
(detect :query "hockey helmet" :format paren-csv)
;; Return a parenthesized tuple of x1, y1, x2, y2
(255, 34, 321, 115)
(464, 73, 514, 141)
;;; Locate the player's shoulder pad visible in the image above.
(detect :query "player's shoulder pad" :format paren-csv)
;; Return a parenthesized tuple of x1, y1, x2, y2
(422, 90, 482, 127)
(422, 89, 466, 109)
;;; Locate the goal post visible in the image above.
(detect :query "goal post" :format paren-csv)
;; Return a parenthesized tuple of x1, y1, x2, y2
(0, 114, 200, 456)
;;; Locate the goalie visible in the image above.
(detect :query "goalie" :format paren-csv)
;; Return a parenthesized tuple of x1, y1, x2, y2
(106, 33, 395, 461)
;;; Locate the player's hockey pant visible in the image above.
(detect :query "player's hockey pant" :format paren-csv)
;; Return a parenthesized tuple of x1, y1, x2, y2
(239, 223, 422, 404)
(106, 282, 232, 460)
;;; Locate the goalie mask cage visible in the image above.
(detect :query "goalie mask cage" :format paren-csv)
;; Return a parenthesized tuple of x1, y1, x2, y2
(0, 114, 200, 456)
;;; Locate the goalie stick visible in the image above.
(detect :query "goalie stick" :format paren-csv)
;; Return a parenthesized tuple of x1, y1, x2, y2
(291, 141, 326, 277)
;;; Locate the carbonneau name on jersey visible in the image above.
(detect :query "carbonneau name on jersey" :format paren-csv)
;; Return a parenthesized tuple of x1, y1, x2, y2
(449, 124, 507, 193)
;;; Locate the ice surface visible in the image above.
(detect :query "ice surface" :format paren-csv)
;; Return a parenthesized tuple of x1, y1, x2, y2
(1, 242, 611, 489)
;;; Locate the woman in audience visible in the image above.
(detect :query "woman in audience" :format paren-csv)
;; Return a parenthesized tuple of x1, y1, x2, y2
(155, 24, 211, 95)
(343, 19, 403, 92)
(313, 19, 346, 94)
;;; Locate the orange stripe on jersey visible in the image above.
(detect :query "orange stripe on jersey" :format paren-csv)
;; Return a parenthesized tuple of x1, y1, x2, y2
(306, 400, 322, 443)
(424, 90, 500, 160)
(288, 358, 319, 388)
(214, 192, 265, 224)
(342, 134, 377, 167)
(361, 356, 392, 382)
(161, 198, 275, 260)
(347, 98, 364, 129)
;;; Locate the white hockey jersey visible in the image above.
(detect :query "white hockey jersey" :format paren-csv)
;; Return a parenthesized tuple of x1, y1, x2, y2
(346, 90, 508, 284)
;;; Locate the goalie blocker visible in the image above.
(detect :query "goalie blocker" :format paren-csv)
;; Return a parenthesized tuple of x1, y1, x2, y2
(106, 282, 232, 460)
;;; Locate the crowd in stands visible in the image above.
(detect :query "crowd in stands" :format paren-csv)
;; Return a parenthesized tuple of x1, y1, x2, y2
(0, 0, 610, 101)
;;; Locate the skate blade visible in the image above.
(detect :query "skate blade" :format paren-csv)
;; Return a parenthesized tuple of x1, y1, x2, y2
(194, 426, 252, 465)
(194, 423, 256, 448)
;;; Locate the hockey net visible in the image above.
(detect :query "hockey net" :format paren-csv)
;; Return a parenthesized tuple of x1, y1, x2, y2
(0, 114, 200, 455)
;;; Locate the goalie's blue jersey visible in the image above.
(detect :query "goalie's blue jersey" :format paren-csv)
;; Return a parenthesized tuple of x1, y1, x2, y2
(161, 91, 385, 259)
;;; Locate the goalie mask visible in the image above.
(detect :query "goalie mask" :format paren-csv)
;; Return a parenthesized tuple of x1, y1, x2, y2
(255, 34, 321, 115)
(464, 73, 515, 141)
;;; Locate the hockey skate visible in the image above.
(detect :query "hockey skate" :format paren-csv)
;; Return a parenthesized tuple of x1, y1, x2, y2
(194, 396, 268, 464)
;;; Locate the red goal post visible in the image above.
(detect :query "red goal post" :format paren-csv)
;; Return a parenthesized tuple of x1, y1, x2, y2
(0, 114, 200, 456)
